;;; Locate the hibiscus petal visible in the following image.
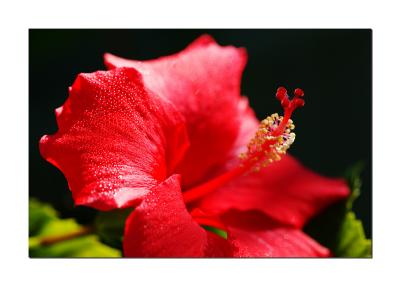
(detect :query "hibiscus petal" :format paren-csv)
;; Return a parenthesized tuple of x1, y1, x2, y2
(40, 67, 189, 210)
(104, 35, 248, 189)
(229, 227, 330, 257)
(123, 175, 232, 257)
(223, 210, 330, 257)
(218, 96, 259, 171)
(197, 155, 350, 228)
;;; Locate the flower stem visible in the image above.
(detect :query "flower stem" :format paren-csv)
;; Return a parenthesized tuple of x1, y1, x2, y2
(36, 226, 94, 246)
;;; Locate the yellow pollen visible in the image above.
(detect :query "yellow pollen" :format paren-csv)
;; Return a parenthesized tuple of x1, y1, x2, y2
(239, 113, 296, 172)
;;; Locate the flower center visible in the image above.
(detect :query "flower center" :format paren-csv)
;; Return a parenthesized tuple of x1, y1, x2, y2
(182, 87, 305, 204)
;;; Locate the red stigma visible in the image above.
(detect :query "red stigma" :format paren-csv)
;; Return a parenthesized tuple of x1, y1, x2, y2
(276, 87, 287, 100)
(293, 98, 305, 108)
(272, 87, 305, 136)
(276, 86, 305, 112)
(294, 88, 304, 97)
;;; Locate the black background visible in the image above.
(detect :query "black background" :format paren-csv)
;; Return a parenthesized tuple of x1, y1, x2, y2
(29, 29, 372, 238)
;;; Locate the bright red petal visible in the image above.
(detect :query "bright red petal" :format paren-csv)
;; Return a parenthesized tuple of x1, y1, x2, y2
(123, 175, 232, 257)
(217, 96, 259, 171)
(197, 155, 350, 228)
(105, 35, 248, 189)
(204, 231, 233, 257)
(223, 210, 330, 257)
(39, 67, 189, 210)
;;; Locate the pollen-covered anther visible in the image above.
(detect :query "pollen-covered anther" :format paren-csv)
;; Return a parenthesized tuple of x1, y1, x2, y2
(239, 87, 305, 172)
(240, 114, 296, 172)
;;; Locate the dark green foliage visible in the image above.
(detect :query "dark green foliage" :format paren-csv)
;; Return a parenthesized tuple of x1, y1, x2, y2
(94, 208, 133, 250)
(304, 162, 371, 257)
(29, 199, 121, 258)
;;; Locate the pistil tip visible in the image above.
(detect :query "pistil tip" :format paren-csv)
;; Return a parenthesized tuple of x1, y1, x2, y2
(276, 87, 287, 100)
(276, 87, 305, 112)
(294, 88, 304, 97)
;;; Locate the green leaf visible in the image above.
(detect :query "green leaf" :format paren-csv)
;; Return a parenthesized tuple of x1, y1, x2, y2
(29, 234, 121, 258)
(344, 161, 363, 211)
(304, 162, 371, 257)
(29, 198, 121, 258)
(203, 225, 228, 239)
(94, 208, 132, 250)
(29, 198, 58, 236)
(336, 212, 371, 257)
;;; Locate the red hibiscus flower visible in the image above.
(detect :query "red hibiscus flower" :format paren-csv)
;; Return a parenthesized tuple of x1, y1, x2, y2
(40, 35, 349, 257)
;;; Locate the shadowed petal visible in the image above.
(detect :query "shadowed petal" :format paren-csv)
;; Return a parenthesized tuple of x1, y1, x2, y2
(123, 175, 232, 257)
